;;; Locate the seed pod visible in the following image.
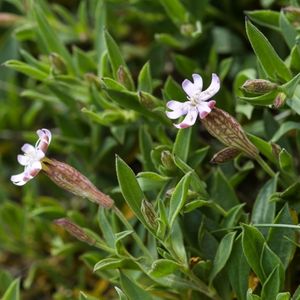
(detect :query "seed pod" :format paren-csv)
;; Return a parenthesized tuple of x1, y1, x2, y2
(54, 218, 96, 245)
(241, 79, 277, 94)
(201, 108, 259, 158)
(42, 159, 114, 208)
(210, 147, 241, 164)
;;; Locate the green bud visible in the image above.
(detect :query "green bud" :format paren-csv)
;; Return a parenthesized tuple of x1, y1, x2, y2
(84, 73, 102, 89)
(141, 199, 158, 230)
(138, 91, 158, 110)
(241, 79, 277, 94)
(201, 108, 259, 158)
(117, 65, 135, 90)
(210, 147, 240, 164)
(161, 150, 176, 171)
(273, 92, 286, 108)
(49, 53, 67, 74)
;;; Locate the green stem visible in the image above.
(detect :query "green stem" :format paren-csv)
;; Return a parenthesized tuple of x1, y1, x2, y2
(255, 155, 276, 178)
(112, 206, 153, 259)
(186, 270, 221, 300)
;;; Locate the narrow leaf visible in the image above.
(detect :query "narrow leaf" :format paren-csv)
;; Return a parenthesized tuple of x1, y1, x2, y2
(246, 20, 292, 82)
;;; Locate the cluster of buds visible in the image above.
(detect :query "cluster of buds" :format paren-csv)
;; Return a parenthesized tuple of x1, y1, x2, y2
(11, 129, 114, 208)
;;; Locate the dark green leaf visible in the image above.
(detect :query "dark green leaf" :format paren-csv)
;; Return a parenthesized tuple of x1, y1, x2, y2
(1, 278, 20, 300)
(245, 20, 292, 82)
(120, 271, 153, 300)
(261, 265, 281, 300)
(209, 231, 237, 284)
(168, 172, 191, 228)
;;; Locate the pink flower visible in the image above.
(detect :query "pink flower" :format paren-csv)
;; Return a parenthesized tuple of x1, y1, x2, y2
(166, 73, 220, 129)
(11, 129, 51, 186)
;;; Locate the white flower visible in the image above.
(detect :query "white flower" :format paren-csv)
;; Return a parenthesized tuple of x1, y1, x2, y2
(166, 73, 220, 129)
(11, 129, 52, 186)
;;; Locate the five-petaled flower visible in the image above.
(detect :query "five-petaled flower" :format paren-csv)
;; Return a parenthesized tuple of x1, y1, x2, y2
(11, 129, 51, 186)
(166, 73, 220, 129)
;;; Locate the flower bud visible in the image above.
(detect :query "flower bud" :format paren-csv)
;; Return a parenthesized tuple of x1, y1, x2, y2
(84, 73, 102, 89)
(42, 159, 114, 208)
(0, 13, 21, 27)
(210, 147, 240, 164)
(54, 218, 96, 245)
(273, 92, 286, 108)
(138, 91, 158, 110)
(141, 199, 158, 230)
(161, 150, 176, 171)
(49, 53, 67, 74)
(117, 65, 134, 90)
(241, 79, 277, 94)
(201, 108, 259, 158)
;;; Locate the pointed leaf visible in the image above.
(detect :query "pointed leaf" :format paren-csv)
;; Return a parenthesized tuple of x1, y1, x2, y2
(246, 20, 292, 82)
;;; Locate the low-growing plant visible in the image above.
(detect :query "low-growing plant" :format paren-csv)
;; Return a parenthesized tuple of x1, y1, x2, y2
(1, 0, 300, 299)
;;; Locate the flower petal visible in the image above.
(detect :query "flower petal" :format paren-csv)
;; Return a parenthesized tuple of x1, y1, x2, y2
(36, 128, 52, 154)
(174, 107, 198, 129)
(166, 101, 189, 119)
(197, 100, 216, 119)
(21, 143, 35, 154)
(11, 172, 29, 186)
(182, 79, 196, 98)
(166, 100, 185, 110)
(17, 154, 31, 166)
(166, 109, 186, 119)
(192, 74, 203, 91)
(199, 73, 220, 101)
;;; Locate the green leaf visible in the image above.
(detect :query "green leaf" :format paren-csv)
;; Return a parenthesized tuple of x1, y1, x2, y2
(227, 235, 250, 300)
(32, 5, 75, 74)
(239, 90, 278, 106)
(271, 121, 300, 142)
(1, 278, 20, 300)
(115, 287, 128, 300)
(280, 73, 300, 98)
(245, 20, 292, 82)
(94, 257, 138, 272)
(292, 285, 300, 300)
(251, 176, 277, 234)
(168, 172, 191, 228)
(137, 172, 169, 191)
(120, 271, 153, 300)
(138, 62, 152, 93)
(248, 134, 276, 164)
(116, 156, 146, 225)
(247, 289, 261, 300)
(242, 224, 267, 282)
(209, 231, 237, 284)
(105, 31, 126, 78)
(172, 127, 192, 162)
(94, 0, 106, 74)
(159, 0, 188, 26)
(139, 127, 155, 171)
(276, 292, 291, 300)
(261, 265, 281, 300)
(149, 259, 181, 278)
(105, 89, 169, 125)
(4, 60, 49, 80)
(267, 204, 296, 269)
(279, 11, 297, 49)
(246, 10, 280, 31)
(98, 208, 115, 249)
(210, 169, 239, 210)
